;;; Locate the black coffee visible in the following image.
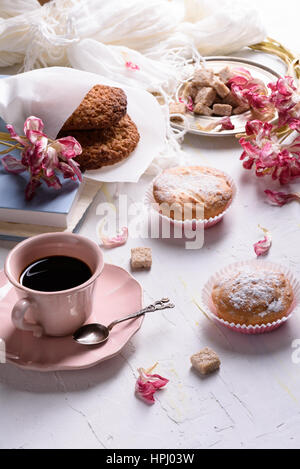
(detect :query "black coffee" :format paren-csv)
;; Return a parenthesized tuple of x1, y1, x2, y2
(20, 256, 92, 292)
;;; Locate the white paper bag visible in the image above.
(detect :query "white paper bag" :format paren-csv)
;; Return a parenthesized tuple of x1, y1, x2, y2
(0, 67, 166, 183)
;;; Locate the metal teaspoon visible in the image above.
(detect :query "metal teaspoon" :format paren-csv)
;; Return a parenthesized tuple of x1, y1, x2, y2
(73, 298, 175, 346)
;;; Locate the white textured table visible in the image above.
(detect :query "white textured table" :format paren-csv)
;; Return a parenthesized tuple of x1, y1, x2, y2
(1, 0, 300, 450)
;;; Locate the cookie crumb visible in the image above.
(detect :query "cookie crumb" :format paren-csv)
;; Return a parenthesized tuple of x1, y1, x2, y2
(190, 347, 220, 375)
(131, 247, 152, 270)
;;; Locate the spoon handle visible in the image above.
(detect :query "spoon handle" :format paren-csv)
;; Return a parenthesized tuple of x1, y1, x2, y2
(107, 298, 175, 331)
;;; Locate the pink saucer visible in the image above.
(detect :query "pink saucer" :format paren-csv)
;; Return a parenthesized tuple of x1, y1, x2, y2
(0, 264, 143, 371)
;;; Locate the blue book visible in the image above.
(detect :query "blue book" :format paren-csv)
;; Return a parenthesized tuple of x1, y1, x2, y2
(0, 116, 83, 228)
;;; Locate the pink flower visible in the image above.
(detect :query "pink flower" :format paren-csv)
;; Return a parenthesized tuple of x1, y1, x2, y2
(229, 68, 271, 115)
(100, 227, 128, 249)
(125, 61, 140, 71)
(1, 116, 82, 200)
(264, 189, 300, 206)
(239, 119, 300, 184)
(238, 75, 300, 185)
(135, 364, 169, 405)
(254, 226, 272, 257)
(268, 76, 300, 127)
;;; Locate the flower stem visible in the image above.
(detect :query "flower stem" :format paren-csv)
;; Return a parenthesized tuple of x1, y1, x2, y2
(0, 140, 23, 153)
(279, 129, 294, 143)
(0, 132, 17, 142)
(146, 363, 158, 374)
(250, 38, 300, 80)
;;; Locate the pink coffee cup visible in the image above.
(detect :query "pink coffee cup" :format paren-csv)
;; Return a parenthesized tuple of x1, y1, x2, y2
(4, 232, 104, 337)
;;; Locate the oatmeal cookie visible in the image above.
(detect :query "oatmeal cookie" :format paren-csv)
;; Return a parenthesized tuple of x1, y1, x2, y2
(59, 114, 140, 170)
(61, 85, 127, 131)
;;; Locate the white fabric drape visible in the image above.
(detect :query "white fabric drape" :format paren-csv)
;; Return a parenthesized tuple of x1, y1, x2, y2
(0, 0, 266, 172)
(0, 0, 265, 89)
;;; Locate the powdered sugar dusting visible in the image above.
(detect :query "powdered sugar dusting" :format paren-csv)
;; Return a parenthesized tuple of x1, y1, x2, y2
(155, 169, 228, 200)
(219, 269, 286, 315)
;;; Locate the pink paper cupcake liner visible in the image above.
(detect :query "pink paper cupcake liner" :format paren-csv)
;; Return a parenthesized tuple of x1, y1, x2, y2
(201, 260, 300, 334)
(144, 168, 237, 235)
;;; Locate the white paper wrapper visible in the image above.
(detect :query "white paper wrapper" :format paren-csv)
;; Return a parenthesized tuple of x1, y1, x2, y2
(201, 260, 300, 335)
(144, 168, 237, 233)
(0, 67, 166, 183)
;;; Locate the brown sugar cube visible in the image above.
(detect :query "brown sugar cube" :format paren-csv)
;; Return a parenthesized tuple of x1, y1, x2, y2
(212, 78, 230, 98)
(190, 348, 221, 375)
(131, 247, 152, 270)
(192, 68, 214, 87)
(233, 103, 250, 115)
(217, 66, 235, 84)
(194, 103, 213, 116)
(214, 95, 223, 104)
(194, 87, 216, 107)
(169, 102, 186, 115)
(169, 102, 186, 121)
(222, 92, 241, 108)
(187, 82, 199, 100)
(213, 103, 232, 116)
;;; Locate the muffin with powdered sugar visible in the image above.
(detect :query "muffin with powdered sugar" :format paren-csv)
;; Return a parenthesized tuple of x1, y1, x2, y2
(152, 166, 233, 221)
(211, 269, 294, 326)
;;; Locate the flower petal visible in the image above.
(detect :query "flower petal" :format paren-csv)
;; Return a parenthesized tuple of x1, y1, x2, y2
(42, 173, 62, 190)
(179, 96, 194, 112)
(264, 189, 300, 206)
(135, 364, 169, 405)
(24, 116, 44, 134)
(219, 116, 234, 131)
(58, 162, 76, 179)
(100, 227, 128, 249)
(125, 61, 140, 71)
(1, 155, 26, 174)
(56, 137, 82, 159)
(254, 225, 272, 257)
(197, 116, 234, 132)
(6, 124, 28, 147)
(268, 76, 300, 127)
(67, 159, 82, 182)
(42, 146, 59, 178)
(25, 178, 42, 201)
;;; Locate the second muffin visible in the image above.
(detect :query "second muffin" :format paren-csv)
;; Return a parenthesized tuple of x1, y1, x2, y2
(153, 166, 233, 221)
(211, 269, 294, 326)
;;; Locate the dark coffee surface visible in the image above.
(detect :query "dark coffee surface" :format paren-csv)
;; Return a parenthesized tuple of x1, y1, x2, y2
(20, 256, 92, 292)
